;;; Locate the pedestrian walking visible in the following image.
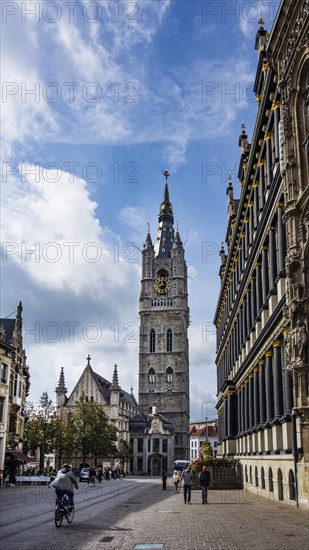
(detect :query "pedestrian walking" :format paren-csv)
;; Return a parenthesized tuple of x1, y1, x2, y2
(162, 469, 167, 490)
(172, 470, 180, 493)
(181, 465, 192, 504)
(88, 466, 96, 485)
(98, 467, 103, 483)
(198, 465, 211, 504)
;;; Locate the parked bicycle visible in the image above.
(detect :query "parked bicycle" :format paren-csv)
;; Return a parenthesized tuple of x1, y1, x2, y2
(54, 493, 74, 528)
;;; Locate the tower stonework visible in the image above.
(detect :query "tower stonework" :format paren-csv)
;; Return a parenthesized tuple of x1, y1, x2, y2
(138, 176, 190, 461)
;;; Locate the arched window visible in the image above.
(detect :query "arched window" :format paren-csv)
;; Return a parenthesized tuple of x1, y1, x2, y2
(261, 467, 265, 489)
(269, 468, 273, 493)
(249, 465, 252, 484)
(255, 466, 259, 487)
(288, 469, 296, 501)
(148, 368, 155, 393)
(278, 468, 284, 501)
(166, 328, 172, 352)
(150, 329, 155, 353)
(245, 465, 248, 483)
(166, 367, 173, 392)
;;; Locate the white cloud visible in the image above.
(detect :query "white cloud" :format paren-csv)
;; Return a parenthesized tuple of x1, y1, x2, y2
(2, 2, 255, 170)
(118, 206, 147, 230)
(239, 1, 279, 38)
(2, 165, 140, 301)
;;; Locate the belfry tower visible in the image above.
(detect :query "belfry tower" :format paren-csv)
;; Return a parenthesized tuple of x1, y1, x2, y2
(138, 172, 190, 460)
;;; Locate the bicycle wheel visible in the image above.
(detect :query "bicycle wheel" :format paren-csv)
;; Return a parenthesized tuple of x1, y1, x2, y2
(66, 507, 74, 523)
(55, 510, 63, 528)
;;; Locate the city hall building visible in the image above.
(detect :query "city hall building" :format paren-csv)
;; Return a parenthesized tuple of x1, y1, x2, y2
(215, 1, 308, 507)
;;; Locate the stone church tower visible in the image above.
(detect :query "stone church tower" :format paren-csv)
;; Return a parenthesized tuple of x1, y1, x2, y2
(138, 172, 190, 460)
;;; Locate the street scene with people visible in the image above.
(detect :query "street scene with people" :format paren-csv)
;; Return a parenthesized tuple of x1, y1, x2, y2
(1, 0, 309, 548)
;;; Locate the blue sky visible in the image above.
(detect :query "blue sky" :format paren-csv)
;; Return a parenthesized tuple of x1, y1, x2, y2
(1, 0, 280, 421)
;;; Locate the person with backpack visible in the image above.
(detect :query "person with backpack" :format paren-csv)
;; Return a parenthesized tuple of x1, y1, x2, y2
(48, 463, 79, 508)
(198, 465, 211, 504)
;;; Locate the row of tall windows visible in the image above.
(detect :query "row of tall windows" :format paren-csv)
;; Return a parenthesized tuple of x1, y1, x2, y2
(149, 328, 172, 353)
(148, 366, 174, 393)
(136, 437, 168, 454)
(218, 341, 293, 440)
(217, 92, 283, 353)
(217, 201, 286, 391)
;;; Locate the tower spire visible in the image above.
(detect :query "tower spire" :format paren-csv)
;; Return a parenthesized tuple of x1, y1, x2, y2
(144, 223, 153, 250)
(154, 170, 174, 258)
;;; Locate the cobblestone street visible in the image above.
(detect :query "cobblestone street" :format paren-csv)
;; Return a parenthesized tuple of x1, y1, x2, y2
(1, 479, 307, 550)
(78, 481, 309, 550)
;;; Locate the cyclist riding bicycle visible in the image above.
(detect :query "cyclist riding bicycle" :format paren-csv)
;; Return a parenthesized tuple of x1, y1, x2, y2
(49, 463, 79, 508)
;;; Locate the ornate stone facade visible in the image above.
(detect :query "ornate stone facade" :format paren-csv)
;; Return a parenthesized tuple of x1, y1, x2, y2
(214, 3, 309, 508)
(138, 177, 190, 461)
(129, 407, 174, 476)
(0, 302, 31, 479)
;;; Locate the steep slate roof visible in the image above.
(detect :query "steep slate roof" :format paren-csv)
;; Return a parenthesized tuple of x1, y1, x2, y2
(93, 372, 113, 403)
(94, 371, 138, 407)
(0, 319, 16, 345)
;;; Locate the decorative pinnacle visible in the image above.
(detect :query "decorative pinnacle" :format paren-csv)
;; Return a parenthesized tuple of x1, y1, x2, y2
(147, 222, 150, 234)
(258, 16, 264, 27)
(228, 172, 232, 186)
(241, 121, 246, 132)
(87, 354, 91, 366)
(162, 170, 170, 184)
(112, 364, 120, 388)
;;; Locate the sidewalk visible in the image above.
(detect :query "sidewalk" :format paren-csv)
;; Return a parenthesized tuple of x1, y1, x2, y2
(80, 480, 309, 550)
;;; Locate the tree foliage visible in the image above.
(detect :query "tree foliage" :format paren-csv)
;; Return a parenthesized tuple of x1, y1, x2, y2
(115, 439, 133, 467)
(23, 392, 55, 457)
(71, 394, 118, 465)
(200, 440, 213, 462)
(24, 392, 120, 467)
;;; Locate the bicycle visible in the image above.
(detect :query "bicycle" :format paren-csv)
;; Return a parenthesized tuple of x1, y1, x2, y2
(54, 493, 74, 528)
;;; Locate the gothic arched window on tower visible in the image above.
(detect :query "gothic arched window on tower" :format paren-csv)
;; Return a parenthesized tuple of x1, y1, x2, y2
(148, 368, 155, 392)
(166, 367, 173, 392)
(150, 329, 156, 353)
(166, 328, 172, 352)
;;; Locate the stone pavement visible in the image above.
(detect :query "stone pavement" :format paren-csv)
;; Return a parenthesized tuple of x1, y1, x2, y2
(79, 479, 309, 550)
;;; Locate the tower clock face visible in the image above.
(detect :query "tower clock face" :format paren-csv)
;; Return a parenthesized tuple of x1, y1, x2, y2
(154, 275, 171, 294)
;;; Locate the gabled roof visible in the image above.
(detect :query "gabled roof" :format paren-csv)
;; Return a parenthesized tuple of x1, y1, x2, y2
(190, 426, 218, 438)
(65, 360, 138, 408)
(129, 411, 174, 434)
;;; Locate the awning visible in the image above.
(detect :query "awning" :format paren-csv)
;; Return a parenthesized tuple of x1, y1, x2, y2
(6, 450, 34, 462)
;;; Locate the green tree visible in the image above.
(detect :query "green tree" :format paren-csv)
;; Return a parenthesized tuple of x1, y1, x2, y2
(49, 410, 75, 469)
(23, 392, 55, 472)
(72, 394, 118, 466)
(115, 439, 133, 470)
(200, 440, 213, 462)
